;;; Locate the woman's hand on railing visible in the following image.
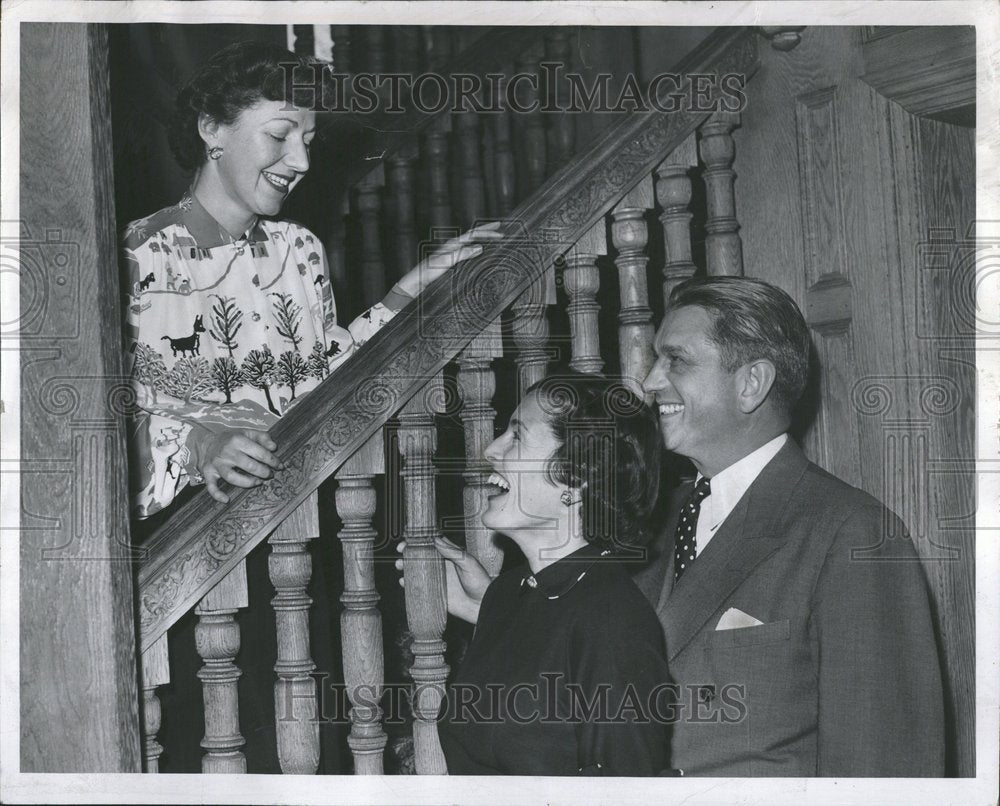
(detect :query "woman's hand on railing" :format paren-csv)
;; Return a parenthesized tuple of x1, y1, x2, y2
(390, 222, 503, 300)
(185, 424, 285, 504)
(395, 536, 491, 625)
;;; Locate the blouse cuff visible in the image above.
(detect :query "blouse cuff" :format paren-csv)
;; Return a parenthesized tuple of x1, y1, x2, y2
(383, 285, 415, 312)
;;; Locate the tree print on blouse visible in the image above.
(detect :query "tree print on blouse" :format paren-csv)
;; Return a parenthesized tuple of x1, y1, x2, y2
(307, 340, 329, 382)
(241, 346, 281, 416)
(270, 292, 304, 349)
(161, 356, 216, 403)
(132, 342, 167, 403)
(208, 293, 243, 356)
(276, 349, 309, 403)
(211, 356, 244, 404)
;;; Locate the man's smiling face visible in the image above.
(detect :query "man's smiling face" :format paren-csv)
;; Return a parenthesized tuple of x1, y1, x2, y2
(643, 305, 743, 475)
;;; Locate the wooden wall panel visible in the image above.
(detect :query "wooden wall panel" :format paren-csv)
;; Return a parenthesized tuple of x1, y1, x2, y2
(19, 23, 141, 771)
(734, 27, 975, 775)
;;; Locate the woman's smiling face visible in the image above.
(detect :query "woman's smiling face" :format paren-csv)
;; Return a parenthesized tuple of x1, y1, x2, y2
(203, 99, 316, 224)
(481, 392, 570, 546)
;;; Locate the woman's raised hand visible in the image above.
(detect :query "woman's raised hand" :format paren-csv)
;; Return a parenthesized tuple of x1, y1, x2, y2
(395, 536, 491, 626)
(187, 425, 285, 504)
(392, 222, 504, 299)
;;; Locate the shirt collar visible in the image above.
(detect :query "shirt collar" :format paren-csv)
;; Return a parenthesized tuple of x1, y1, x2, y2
(520, 542, 612, 598)
(699, 433, 788, 531)
(178, 189, 268, 249)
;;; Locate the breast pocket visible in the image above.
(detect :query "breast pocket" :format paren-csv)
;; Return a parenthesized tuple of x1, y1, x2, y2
(707, 619, 790, 649)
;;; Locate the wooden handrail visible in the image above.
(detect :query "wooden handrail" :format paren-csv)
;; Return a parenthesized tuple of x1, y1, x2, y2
(136, 26, 760, 651)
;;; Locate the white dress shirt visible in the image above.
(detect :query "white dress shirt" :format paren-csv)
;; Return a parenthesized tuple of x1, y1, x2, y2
(695, 433, 788, 556)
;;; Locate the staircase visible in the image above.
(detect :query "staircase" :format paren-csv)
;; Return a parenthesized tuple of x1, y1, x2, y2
(134, 26, 763, 775)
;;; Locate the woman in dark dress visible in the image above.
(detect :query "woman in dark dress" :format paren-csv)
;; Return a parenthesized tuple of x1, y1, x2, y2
(420, 370, 669, 775)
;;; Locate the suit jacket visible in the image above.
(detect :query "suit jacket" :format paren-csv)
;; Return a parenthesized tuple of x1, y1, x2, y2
(634, 440, 945, 776)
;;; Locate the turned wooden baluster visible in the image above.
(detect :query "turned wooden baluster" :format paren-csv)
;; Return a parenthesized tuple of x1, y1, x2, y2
(656, 133, 698, 307)
(544, 31, 575, 167)
(331, 25, 351, 74)
(140, 634, 169, 773)
(562, 219, 605, 375)
(612, 176, 656, 396)
(456, 109, 486, 229)
(387, 145, 418, 279)
(335, 432, 389, 774)
(292, 25, 314, 58)
(195, 561, 248, 774)
(356, 166, 388, 306)
(699, 112, 744, 277)
(326, 191, 350, 296)
(481, 118, 497, 218)
(424, 116, 453, 232)
(515, 48, 547, 195)
(457, 322, 505, 575)
(269, 492, 321, 774)
(512, 268, 556, 397)
(393, 27, 422, 74)
(492, 69, 517, 216)
(426, 27, 454, 73)
(399, 374, 450, 774)
(366, 26, 387, 75)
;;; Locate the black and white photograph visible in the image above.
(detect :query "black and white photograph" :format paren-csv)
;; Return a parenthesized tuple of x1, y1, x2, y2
(1, 2, 997, 804)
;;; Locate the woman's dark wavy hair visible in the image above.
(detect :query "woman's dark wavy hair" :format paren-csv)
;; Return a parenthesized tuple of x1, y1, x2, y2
(526, 369, 662, 553)
(168, 40, 328, 171)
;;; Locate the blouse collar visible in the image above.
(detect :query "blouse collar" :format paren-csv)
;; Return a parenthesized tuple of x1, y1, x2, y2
(178, 189, 269, 249)
(520, 542, 613, 600)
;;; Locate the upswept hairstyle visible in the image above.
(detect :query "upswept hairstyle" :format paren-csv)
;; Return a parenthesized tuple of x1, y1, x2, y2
(527, 369, 662, 552)
(168, 40, 328, 171)
(666, 276, 811, 414)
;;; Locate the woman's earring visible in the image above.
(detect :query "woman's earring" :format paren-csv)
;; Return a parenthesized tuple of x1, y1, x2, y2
(560, 490, 575, 507)
(208, 146, 224, 160)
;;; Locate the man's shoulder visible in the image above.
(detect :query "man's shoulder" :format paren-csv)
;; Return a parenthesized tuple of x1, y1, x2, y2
(773, 453, 912, 557)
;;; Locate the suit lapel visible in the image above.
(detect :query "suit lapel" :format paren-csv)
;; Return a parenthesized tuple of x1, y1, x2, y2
(658, 440, 810, 661)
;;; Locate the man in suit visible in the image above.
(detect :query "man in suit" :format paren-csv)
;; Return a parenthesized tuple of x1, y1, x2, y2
(636, 276, 944, 776)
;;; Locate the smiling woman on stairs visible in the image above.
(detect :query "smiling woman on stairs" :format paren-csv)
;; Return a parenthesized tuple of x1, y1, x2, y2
(122, 40, 500, 518)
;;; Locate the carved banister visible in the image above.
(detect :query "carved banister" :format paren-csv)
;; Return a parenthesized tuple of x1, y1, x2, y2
(136, 27, 761, 653)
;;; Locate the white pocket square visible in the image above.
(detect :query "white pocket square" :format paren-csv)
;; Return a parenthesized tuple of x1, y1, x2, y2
(716, 607, 764, 630)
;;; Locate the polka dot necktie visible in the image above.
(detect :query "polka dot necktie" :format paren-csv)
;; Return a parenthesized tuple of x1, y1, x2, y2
(674, 477, 712, 581)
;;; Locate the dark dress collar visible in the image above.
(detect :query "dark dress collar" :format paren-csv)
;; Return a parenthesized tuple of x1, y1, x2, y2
(520, 542, 613, 599)
(178, 189, 269, 249)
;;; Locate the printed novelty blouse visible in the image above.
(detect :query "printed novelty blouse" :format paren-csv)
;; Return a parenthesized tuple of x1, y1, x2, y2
(123, 191, 400, 518)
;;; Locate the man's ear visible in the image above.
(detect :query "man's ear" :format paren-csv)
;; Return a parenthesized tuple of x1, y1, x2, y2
(197, 112, 220, 145)
(737, 359, 777, 413)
